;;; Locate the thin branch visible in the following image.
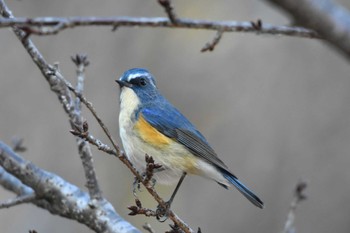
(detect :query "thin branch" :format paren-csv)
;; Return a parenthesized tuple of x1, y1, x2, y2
(265, 0, 350, 60)
(158, 0, 178, 24)
(0, 17, 320, 39)
(70, 125, 117, 156)
(11, 137, 27, 152)
(0, 193, 36, 209)
(70, 54, 102, 201)
(0, 141, 140, 233)
(143, 223, 156, 233)
(282, 180, 308, 233)
(128, 198, 157, 217)
(201, 30, 224, 52)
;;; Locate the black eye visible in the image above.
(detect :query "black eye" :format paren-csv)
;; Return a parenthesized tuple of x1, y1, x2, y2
(139, 78, 147, 86)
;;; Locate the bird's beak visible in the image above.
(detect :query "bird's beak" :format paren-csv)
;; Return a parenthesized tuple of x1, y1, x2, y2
(115, 80, 132, 88)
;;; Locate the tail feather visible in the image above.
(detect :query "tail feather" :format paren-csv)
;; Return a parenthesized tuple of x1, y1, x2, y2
(222, 172, 264, 209)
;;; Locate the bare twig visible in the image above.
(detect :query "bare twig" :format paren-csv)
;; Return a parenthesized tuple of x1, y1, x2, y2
(201, 30, 224, 52)
(144, 155, 162, 185)
(143, 223, 156, 233)
(0, 193, 36, 209)
(158, 0, 178, 24)
(0, 17, 320, 39)
(251, 19, 263, 31)
(265, 0, 350, 60)
(70, 126, 117, 156)
(11, 137, 26, 152)
(128, 198, 157, 217)
(282, 180, 308, 233)
(70, 54, 102, 201)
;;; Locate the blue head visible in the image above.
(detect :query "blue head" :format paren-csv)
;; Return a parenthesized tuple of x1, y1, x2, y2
(116, 68, 160, 104)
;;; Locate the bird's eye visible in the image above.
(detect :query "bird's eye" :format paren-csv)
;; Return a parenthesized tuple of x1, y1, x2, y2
(139, 78, 147, 86)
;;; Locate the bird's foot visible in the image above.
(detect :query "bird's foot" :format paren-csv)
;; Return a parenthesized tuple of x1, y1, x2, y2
(156, 201, 171, 222)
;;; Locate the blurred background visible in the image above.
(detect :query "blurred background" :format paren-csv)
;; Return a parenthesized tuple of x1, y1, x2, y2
(1, 0, 350, 232)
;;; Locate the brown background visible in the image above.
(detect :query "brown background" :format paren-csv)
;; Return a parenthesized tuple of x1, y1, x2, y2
(1, 1, 350, 232)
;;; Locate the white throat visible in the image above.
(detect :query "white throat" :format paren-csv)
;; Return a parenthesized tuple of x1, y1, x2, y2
(119, 87, 140, 123)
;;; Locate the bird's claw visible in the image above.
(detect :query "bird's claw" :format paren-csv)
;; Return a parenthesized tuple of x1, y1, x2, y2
(156, 201, 171, 222)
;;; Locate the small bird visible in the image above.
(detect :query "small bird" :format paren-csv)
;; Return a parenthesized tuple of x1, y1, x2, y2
(116, 68, 263, 209)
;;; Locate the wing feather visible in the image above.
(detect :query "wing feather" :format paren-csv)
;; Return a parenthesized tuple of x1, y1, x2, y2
(140, 104, 231, 173)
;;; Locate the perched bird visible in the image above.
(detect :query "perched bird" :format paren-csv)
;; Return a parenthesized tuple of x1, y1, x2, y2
(116, 68, 263, 209)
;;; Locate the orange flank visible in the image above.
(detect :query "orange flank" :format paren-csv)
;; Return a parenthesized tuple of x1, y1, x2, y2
(134, 114, 172, 147)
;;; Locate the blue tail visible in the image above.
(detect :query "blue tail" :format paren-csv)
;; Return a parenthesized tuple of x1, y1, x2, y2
(221, 172, 264, 209)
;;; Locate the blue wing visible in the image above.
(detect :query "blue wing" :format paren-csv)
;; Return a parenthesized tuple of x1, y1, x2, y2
(140, 101, 264, 208)
(139, 101, 230, 172)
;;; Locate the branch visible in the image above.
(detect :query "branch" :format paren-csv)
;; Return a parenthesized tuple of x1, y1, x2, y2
(158, 0, 178, 24)
(282, 180, 308, 233)
(265, 0, 350, 60)
(0, 193, 36, 209)
(201, 30, 224, 52)
(0, 141, 140, 233)
(70, 54, 102, 201)
(0, 16, 320, 39)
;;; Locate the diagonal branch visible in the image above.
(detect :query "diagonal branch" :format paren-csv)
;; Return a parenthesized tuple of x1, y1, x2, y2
(158, 0, 178, 24)
(0, 141, 140, 233)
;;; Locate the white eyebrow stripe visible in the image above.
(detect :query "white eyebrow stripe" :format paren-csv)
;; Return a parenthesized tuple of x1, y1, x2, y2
(127, 72, 147, 81)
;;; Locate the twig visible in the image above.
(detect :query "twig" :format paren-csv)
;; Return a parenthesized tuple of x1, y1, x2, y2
(143, 223, 156, 233)
(144, 155, 162, 185)
(158, 0, 178, 24)
(282, 180, 308, 233)
(128, 198, 157, 217)
(201, 30, 224, 52)
(11, 137, 26, 152)
(0, 193, 36, 209)
(70, 54, 102, 201)
(0, 17, 320, 39)
(70, 125, 117, 156)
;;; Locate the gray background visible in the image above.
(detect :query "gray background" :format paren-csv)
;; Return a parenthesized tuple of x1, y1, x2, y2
(1, 0, 350, 232)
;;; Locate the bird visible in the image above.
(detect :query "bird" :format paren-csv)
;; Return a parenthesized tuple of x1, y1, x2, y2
(116, 68, 263, 210)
